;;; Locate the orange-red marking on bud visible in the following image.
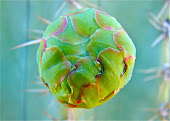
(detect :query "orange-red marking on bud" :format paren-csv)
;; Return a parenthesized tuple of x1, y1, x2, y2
(41, 77, 49, 88)
(76, 100, 82, 104)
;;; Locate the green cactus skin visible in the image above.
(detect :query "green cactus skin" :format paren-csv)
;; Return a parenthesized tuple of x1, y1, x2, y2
(37, 8, 136, 109)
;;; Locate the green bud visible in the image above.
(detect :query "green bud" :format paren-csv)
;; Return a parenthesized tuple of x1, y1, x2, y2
(37, 8, 136, 109)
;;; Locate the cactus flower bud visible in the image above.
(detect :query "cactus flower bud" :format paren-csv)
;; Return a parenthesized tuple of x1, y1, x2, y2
(37, 8, 136, 109)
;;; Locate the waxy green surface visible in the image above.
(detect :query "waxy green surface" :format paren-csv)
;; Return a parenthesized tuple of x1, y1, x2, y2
(37, 8, 136, 109)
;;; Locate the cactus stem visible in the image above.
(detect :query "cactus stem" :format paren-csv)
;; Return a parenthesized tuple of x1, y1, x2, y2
(147, 1, 170, 120)
(164, 38, 170, 63)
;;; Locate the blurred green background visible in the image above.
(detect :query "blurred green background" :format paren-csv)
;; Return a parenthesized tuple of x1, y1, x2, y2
(1, 0, 165, 120)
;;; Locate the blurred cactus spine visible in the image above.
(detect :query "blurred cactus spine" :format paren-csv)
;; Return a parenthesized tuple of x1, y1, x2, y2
(147, 0, 170, 120)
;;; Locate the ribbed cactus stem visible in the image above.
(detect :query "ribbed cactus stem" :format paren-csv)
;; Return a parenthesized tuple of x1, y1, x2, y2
(160, 19, 170, 103)
(164, 38, 169, 63)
